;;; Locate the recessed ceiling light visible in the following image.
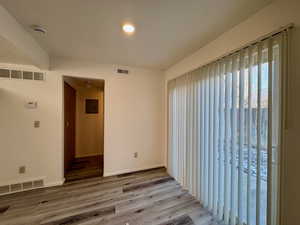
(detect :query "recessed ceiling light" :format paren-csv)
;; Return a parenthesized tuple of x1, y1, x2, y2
(122, 24, 135, 34)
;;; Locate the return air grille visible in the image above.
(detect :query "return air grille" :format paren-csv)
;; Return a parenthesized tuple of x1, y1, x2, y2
(0, 69, 10, 78)
(0, 179, 44, 196)
(117, 68, 129, 75)
(0, 68, 45, 81)
(0, 185, 9, 195)
(10, 183, 22, 192)
(23, 71, 34, 80)
(11, 70, 22, 79)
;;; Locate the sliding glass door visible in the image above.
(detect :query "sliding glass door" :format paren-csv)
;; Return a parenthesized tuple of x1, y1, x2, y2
(168, 30, 290, 225)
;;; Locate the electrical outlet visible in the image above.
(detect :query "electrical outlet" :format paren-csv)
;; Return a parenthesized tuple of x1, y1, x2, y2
(19, 166, 26, 174)
(134, 152, 138, 158)
(34, 121, 40, 128)
(125, 223, 130, 225)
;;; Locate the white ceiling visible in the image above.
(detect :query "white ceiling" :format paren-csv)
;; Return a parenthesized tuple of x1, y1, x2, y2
(0, 0, 272, 70)
(64, 76, 105, 89)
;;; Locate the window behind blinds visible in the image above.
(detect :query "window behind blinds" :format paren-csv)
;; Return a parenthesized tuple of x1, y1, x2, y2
(167, 29, 290, 225)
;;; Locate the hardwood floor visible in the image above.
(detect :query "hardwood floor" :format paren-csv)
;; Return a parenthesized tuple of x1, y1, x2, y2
(0, 167, 217, 225)
(65, 155, 103, 182)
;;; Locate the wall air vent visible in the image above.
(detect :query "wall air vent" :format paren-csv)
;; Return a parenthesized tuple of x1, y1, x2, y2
(0, 179, 44, 196)
(117, 69, 129, 75)
(23, 71, 34, 80)
(0, 185, 9, 195)
(11, 70, 22, 79)
(34, 72, 44, 81)
(0, 69, 10, 78)
(0, 68, 45, 81)
(23, 181, 33, 190)
(10, 183, 22, 192)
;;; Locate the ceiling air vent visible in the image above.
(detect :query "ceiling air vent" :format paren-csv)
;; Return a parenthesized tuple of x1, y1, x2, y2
(117, 69, 129, 75)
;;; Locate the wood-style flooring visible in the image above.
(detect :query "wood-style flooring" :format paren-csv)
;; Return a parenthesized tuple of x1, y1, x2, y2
(65, 155, 103, 182)
(0, 167, 218, 225)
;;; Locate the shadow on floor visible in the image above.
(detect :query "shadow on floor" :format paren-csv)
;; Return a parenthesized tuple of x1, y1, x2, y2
(65, 155, 103, 182)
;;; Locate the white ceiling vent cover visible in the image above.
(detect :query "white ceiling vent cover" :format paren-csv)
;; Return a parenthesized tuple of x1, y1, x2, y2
(0, 68, 45, 81)
(117, 69, 129, 75)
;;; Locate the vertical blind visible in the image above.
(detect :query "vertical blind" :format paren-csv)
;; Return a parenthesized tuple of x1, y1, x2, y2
(168, 29, 290, 225)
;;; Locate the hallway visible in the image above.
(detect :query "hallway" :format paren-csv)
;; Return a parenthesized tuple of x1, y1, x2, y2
(65, 155, 103, 182)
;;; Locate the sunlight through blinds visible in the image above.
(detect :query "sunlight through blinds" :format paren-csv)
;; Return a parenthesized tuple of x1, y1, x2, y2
(167, 28, 291, 225)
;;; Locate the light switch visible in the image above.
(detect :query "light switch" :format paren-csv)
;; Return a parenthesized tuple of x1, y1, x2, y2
(25, 101, 38, 109)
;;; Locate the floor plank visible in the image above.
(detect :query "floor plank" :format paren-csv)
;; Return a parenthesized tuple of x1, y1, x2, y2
(0, 168, 214, 225)
(40, 206, 115, 225)
(158, 214, 194, 225)
(65, 155, 103, 182)
(0, 206, 9, 214)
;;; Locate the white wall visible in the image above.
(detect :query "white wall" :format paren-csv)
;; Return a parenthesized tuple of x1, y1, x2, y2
(0, 58, 164, 187)
(0, 64, 62, 186)
(0, 5, 49, 69)
(165, 0, 300, 224)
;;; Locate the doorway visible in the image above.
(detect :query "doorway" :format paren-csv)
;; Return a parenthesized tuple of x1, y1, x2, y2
(63, 76, 105, 182)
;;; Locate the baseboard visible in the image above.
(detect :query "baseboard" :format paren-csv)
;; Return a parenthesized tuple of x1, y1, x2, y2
(103, 164, 165, 177)
(45, 178, 65, 188)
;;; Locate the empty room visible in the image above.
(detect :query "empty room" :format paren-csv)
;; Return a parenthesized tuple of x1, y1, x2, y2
(0, 0, 299, 225)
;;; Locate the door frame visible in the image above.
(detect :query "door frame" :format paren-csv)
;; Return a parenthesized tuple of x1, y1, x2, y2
(63, 81, 76, 175)
(61, 75, 105, 182)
